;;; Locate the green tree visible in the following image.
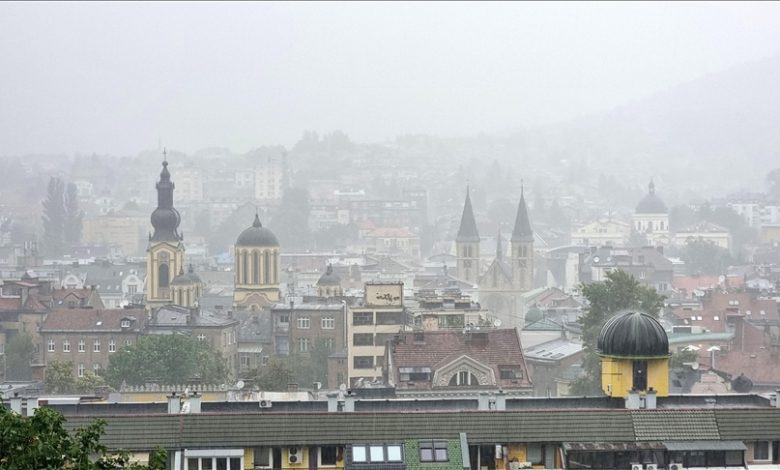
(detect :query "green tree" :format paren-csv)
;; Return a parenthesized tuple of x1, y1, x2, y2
(64, 182, 83, 248)
(75, 371, 108, 394)
(103, 334, 228, 388)
(42, 177, 66, 256)
(681, 238, 733, 275)
(46, 360, 78, 394)
(571, 270, 665, 395)
(5, 333, 34, 381)
(251, 357, 293, 391)
(0, 404, 167, 469)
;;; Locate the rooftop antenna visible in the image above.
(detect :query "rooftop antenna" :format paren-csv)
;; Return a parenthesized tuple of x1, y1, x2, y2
(163, 147, 167, 163)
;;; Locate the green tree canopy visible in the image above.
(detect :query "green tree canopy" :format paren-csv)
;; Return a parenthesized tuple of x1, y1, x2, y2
(103, 334, 228, 388)
(42, 177, 66, 256)
(571, 269, 665, 395)
(0, 404, 166, 469)
(5, 333, 34, 381)
(681, 238, 733, 275)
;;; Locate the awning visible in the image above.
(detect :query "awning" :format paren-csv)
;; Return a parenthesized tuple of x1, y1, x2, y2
(664, 441, 746, 451)
(563, 442, 665, 451)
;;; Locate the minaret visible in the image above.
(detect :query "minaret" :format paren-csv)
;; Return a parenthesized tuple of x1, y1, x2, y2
(511, 184, 534, 291)
(455, 187, 480, 285)
(146, 151, 186, 310)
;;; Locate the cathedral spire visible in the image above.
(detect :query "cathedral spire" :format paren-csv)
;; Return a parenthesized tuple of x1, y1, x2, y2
(511, 183, 533, 243)
(496, 225, 503, 260)
(456, 186, 480, 243)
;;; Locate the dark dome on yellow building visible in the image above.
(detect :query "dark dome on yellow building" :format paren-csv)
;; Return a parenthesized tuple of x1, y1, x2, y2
(236, 214, 279, 247)
(597, 310, 669, 358)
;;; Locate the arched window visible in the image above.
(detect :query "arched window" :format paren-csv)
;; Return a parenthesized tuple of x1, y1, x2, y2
(449, 371, 479, 386)
(253, 251, 260, 285)
(242, 251, 249, 285)
(264, 251, 271, 285)
(158, 263, 169, 288)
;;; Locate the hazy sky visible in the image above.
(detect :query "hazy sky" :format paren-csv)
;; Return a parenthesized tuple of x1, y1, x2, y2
(2, 1, 780, 156)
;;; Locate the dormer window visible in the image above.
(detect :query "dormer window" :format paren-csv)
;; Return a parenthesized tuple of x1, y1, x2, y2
(121, 320, 131, 328)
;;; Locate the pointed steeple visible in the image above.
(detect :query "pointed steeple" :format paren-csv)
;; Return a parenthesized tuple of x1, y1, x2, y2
(496, 225, 503, 260)
(648, 178, 655, 195)
(456, 186, 480, 243)
(511, 183, 533, 243)
(253, 212, 262, 228)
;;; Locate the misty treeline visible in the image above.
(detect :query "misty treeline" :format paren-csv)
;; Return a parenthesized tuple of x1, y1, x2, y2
(41, 176, 83, 256)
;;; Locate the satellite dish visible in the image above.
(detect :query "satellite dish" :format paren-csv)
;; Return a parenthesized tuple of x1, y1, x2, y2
(235, 380, 245, 390)
(718, 275, 726, 284)
(493, 319, 502, 327)
(691, 362, 699, 370)
(593, 256, 600, 263)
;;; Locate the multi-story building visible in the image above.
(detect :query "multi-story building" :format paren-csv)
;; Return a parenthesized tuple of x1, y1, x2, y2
(579, 246, 674, 294)
(82, 210, 148, 257)
(146, 305, 240, 377)
(271, 302, 347, 389)
(348, 282, 408, 386)
(40, 308, 145, 378)
(254, 154, 286, 204)
(570, 218, 631, 247)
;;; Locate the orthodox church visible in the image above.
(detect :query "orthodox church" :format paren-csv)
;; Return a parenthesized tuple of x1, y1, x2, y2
(145, 155, 281, 312)
(632, 179, 670, 246)
(454, 186, 534, 327)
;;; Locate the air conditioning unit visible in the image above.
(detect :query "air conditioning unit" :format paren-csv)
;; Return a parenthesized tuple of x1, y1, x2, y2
(259, 399, 273, 408)
(668, 463, 684, 470)
(288, 447, 300, 464)
(630, 464, 643, 470)
(646, 464, 658, 470)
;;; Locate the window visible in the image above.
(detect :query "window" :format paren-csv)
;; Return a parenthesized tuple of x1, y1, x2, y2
(197, 333, 206, 342)
(500, 368, 523, 380)
(321, 316, 335, 329)
(370, 446, 384, 462)
(127, 284, 137, 295)
(298, 338, 310, 353)
(353, 333, 374, 346)
(252, 447, 270, 467)
(78, 339, 86, 352)
(353, 312, 373, 325)
(420, 441, 448, 462)
(121, 320, 131, 328)
(48, 339, 55, 352)
(261, 356, 269, 366)
(386, 445, 402, 462)
(125, 339, 132, 347)
(354, 356, 374, 369)
(376, 312, 403, 325)
(297, 316, 310, 329)
(754, 441, 770, 460)
(93, 340, 101, 352)
(185, 457, 241, 470)
(322, 337, 335, 349)
(321, 446, 338, 466)
(239, 353, 251, 369)
(353, 446, 367, 463)
(63, 340, 71, 353)
(77, 363, 85, 377)
(93, 363, 100, 374)
(109, 339, 116, 352)
(449, 371, 478, 386)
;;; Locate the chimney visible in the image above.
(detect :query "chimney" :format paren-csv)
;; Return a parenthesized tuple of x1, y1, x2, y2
(189, 392, 202, 413)
(167, 392, 181, 414)
(9, 393, 23, 414)
(645, 388, 657, 410)
(344, 389, 355, 412)
(625, 389, 641, 409)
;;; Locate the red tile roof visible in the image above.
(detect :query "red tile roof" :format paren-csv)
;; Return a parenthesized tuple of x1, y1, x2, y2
(41, 308, 146, 332)
(390, 328, 531, 389)
(0, 297, 20, 310)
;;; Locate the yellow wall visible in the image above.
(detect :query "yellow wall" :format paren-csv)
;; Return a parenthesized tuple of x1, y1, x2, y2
(284, 447, 308, 468)
(601, 357, 669, 398)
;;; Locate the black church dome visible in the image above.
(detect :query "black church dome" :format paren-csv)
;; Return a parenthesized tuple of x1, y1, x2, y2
(317, 265, 341, 287)
(597, 311, 669, 358)
(635, 180, 668, 214)
(236, 214, 279, 247)
(150, 207, 181, 241)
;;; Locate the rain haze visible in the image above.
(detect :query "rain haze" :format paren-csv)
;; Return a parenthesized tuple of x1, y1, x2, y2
(4, 4, 780, 468)
(2, 2, 780, 155)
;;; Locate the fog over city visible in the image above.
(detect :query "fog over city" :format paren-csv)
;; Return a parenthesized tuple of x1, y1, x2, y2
(3, 4, 780, 468)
